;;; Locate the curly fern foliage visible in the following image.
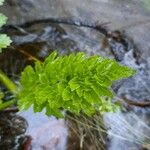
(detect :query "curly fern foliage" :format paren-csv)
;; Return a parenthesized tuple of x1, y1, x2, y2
(0, 0, 12, 53)
(18, 52, 136, 117)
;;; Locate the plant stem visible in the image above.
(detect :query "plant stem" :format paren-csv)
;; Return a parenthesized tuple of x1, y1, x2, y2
(0, 69, 18, 95)
(0, 99, 16, 110)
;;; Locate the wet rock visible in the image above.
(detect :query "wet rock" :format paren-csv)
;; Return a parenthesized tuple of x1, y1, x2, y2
(0, 48, 29, 75)
(0, 23, 79, 75)
(0, 112, 28, 150)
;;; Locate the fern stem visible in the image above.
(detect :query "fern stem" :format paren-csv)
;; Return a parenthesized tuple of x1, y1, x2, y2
(0, 69, 17, 95)
(0, 99, 16, 110)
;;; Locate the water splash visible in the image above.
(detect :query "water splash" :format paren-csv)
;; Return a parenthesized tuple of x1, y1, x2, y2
(18, 107, 68, 150)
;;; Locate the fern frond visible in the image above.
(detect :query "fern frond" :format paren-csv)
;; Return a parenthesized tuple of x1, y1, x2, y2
(18, 52, 136, 117)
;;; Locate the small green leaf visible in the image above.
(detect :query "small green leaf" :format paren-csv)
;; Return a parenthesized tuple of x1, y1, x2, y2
(35, 85, 50, 104)
(58, 82, 66, 93)
(35, 61, 43, 74)
(0, 13, 7, 27)
(107, 64, 136, 80)
(46, 105, 64, 118)
(62, 86, 72, 101)
(0, 91, 4, 100)
(69, 77, 80, 91)
(75, 52, 85, 61)
(0, 34, 12, 52)
(0, 0, 4, 6)
(76, 87, 83, 97)
(96, 59, 113, 75)
(44, 51, 57, 66)
(19, 98, 33, 111)
(82, 101, 95, 116)
(85, 78, 113, 98)
(92, 84, 113, 98)
(20, 65, 37, 88)
(93, 75, 112, 87)
(84, 89, 100, 103)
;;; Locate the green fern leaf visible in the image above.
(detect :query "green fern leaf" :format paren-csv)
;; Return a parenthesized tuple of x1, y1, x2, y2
(18, 52, 136, 117)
